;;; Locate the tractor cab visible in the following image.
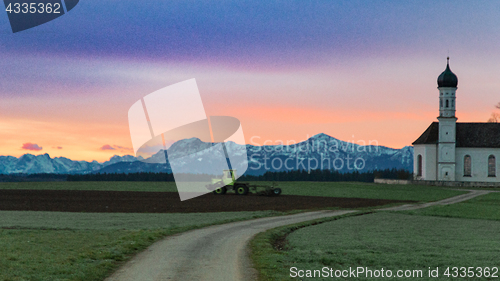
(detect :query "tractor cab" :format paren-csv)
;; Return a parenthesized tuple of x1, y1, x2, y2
(212, 169, 237, 186)
(222, 169, 236, 185)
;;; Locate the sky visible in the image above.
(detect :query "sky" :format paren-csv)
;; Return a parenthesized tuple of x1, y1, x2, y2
(0, 0, 499, 162)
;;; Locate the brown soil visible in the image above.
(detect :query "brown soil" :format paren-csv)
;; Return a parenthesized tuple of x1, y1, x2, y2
(0, 189, 413, 213)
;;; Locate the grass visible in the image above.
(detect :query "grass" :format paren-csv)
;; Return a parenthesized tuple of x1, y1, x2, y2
(402, 191, 500, 221)
(277, 181, 466, 202)
(1, 228, 167, 281)
(252, 212, 500, 281)
(0, 210, 282, 230)
(0, 181, 466, 202)
(251, 211, 369, 281)
(437, 184, 500, 192)
(0, 210, 283, 281)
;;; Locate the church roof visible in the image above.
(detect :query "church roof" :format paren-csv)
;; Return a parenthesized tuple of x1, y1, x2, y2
(412, 122, 500, 148)
(412, 122, 439, 145)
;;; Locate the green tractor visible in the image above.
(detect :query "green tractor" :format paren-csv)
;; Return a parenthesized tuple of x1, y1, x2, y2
(207, 169, 282, 196)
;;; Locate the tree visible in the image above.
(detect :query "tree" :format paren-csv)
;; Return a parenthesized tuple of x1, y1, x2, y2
(487, 102, 500, 123)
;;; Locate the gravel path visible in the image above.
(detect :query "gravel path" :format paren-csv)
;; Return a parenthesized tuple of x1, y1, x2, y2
(105, 210, 355, 281)
(379, 189, 496, 211)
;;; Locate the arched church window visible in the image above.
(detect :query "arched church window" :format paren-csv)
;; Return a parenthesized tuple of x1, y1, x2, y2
(417, 155, 422, 177)
(464, 155, 471, 177)
(488, 155, 496, 177)
(446, 100, 449, 108)
(440, 100, 443, 108)
(451, 100, 454, 107)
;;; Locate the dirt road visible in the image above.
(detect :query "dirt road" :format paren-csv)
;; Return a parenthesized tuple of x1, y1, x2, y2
(105, 210, 355, 281)
(380, 189, 496, 211)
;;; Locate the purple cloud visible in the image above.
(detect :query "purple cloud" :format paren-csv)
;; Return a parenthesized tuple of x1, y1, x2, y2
(22, 143, 43, 151)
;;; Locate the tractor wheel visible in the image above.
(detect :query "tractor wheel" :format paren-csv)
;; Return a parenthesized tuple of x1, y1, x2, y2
(235, 184, 249, 195)
(272, 188, 282, 196)
(213, 186, 227, 195)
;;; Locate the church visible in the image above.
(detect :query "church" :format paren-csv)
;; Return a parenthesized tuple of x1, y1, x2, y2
(412, 58, 500, 183)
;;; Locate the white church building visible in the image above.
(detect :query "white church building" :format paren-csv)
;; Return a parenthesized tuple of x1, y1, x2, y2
(413, 58, 500, 183)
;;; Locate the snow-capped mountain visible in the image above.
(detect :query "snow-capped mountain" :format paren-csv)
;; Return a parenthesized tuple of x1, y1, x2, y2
(243, 133, 413, 175)
(0, 134, 414, 175)
(0, 154, 139, 174)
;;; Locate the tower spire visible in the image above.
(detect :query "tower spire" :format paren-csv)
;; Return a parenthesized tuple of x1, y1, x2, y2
(436, 56, 457, 181)
(437, 58, 458, 118)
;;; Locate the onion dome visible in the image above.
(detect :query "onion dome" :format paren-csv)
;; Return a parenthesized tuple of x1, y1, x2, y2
(437, 57, 458, 87)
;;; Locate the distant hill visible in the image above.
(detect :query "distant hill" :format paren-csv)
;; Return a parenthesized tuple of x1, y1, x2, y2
(0, 133, 413, 175)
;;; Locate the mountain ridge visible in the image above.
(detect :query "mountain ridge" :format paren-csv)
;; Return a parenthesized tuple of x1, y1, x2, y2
(0, 133, 413, 175)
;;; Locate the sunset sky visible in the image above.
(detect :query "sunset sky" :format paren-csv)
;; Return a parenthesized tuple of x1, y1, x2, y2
(1, 1, 499, 162)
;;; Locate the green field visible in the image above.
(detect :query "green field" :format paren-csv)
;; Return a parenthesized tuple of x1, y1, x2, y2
(0, 210, 280, 230)
(0, 181, 466, 202)
(402, 191, 500, 221)
(253, 212, 500, 281)
(278, 181, 466, 202)
(0, 210, 279, 281)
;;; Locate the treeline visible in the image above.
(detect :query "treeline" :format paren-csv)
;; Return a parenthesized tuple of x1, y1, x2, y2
(68, 169, 411, 182)
(373, 169, 412, 180)
(1, 169, 412, 182)
(67, 172, 214, 182)
(67, 172, 175, 181)
(238, 168, 412, 182)
(0, 173, 68, 182)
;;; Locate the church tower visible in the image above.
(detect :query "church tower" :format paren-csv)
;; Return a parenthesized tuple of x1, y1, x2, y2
(437, 57, 458, 181)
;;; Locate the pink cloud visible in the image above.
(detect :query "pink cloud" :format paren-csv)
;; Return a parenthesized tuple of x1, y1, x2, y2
(21, 143, 43, 151)
(100, 144, 116, 151)
(52, 146, 63, 150)
(113, 145, 133, 152)
(100, 144, 133, 152)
